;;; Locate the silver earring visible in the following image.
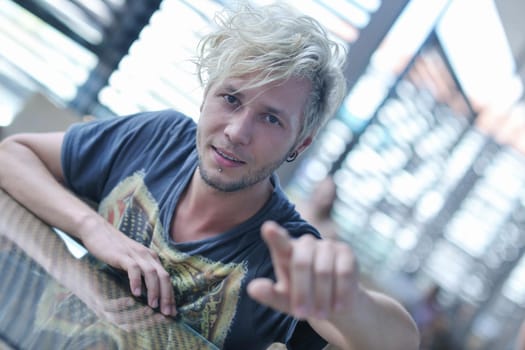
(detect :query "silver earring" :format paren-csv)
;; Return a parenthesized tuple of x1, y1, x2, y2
(286, 151, 298, 162)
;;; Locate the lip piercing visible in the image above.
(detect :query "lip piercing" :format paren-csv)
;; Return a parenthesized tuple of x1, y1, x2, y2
(218, 168, 223, 172)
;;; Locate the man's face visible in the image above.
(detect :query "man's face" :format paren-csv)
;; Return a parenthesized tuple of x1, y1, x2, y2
(196, 76, 312, 192)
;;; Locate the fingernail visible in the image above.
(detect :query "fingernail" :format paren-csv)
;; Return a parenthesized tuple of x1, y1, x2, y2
(133, 288, 141, 296)
(162, 305, 170, 315)
(151, 298, 159, 308)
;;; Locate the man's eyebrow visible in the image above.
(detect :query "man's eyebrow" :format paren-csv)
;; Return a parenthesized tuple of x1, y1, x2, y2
(223, 83, 288, 117)
(224, 84, 243, 97)
(264, 105, 286, 117)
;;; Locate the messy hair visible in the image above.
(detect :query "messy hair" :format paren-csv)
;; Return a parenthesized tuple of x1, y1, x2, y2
(195, 2, 347, 142)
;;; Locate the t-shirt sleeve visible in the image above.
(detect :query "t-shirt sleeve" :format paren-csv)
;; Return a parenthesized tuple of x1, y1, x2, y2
(61, 109, 192, 203)
(285, 320, 328, 350)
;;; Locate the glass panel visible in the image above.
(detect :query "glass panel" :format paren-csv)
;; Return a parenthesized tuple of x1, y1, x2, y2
(0, 190, 218, 349)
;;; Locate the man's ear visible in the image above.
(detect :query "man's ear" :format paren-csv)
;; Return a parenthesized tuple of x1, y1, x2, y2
(294, 136, 313, 157)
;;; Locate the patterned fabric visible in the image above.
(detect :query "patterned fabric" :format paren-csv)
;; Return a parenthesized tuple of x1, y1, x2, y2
(98, 172, 244, 348)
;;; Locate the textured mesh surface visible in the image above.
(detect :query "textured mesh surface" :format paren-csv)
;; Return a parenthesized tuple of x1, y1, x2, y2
(0, 190, 218, 350)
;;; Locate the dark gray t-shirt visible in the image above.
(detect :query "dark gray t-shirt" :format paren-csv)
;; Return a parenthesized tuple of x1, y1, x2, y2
(62, 110, 327, 349)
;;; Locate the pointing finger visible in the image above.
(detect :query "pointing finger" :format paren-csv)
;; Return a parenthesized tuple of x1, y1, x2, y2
(261, 221, 292, 256)
(261, 221, 292, 291)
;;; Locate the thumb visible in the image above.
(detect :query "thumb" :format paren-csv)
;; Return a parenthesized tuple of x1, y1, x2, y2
(247, 278, 291, 314)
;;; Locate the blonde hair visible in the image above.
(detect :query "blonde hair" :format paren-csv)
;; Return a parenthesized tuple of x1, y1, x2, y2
(195, 2, 347, 141)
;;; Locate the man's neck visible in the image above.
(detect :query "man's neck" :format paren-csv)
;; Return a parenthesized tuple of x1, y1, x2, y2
(170, 170, 273, 242)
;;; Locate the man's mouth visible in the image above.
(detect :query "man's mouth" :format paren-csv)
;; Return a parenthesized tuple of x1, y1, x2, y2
(213, 146, 245, 164)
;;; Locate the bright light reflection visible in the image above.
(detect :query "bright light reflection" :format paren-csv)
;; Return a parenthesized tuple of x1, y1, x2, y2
(502, 255, 525, 305)
(437, 0, 523, 109)
(445, 212, 498, 257)
(0, 104, 15, 127)
(424, 239, 471, 292)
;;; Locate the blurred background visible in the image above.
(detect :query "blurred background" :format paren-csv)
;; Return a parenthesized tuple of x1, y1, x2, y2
(0, 0, 524, 349)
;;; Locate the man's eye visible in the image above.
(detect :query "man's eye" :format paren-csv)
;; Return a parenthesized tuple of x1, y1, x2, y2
(265, 114, 281, 126)
(223, 94, 238, 105)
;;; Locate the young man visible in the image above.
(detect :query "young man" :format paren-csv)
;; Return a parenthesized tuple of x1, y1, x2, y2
(0, 3, 418, 350)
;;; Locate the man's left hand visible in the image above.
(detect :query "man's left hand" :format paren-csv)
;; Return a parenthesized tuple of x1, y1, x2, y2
(247, 220, 359, 321)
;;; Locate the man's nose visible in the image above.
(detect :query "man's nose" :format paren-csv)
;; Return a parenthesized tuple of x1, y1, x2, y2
(224, 109, 254, 145)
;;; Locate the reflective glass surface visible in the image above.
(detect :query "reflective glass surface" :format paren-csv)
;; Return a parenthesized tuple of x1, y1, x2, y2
(0, 190, 217, 349)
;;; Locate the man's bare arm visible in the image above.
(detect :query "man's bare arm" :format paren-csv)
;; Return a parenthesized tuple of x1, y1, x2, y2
(0, 188, 171, 331)
(0, 133, 176, 316)
(0, 133, 91, 235)
(248, 221, 420, 350)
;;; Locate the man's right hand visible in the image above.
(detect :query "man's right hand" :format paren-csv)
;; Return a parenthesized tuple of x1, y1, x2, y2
(79, 215, 177, 317)
(0, 134, 177, 316)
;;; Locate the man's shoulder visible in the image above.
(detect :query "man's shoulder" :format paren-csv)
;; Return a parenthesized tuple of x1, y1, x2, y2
(268, 176, 322, 240)
(129, 109, 196, 127)
(108, 109, 197, 141)
(68, 109, 195, 135)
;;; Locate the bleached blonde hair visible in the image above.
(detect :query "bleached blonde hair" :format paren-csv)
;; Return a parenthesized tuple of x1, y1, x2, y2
(195, 2, 347, 142)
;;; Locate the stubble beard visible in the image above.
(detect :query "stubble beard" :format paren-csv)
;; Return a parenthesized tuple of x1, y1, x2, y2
(198, 152, 288, 193)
